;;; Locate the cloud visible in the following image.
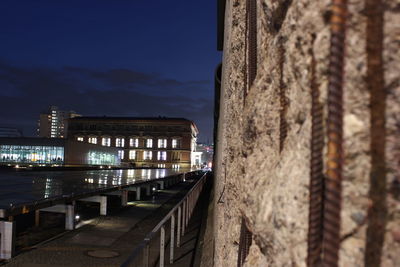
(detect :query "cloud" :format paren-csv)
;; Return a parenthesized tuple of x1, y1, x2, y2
(0, 61, 214, 141)
(62, 66, 211, 97)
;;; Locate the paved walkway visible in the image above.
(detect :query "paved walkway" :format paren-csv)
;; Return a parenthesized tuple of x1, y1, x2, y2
(2, 180, 197, 267)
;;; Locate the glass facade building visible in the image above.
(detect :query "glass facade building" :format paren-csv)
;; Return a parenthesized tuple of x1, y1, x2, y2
(0, 145, 64, 164)
(0, 138, 120, 167)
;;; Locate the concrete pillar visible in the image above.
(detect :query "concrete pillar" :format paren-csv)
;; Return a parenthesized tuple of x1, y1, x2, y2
(80, 196, 107, 216)
(35, 209, 40, 227)
(40, 204, 75, 230)
(0, 221, 15, 259)
(157, 181, 165, 190)
(65, 204, 75, 230)
(145, 185, 151, 196)
(121, 190, 128, 206)
(136, 187, 141, 200)
(100, 196, 107, 216)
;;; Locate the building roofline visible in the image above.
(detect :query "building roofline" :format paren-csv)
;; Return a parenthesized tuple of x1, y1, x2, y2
(69, 116, 192, 121)
(68, 116, 200, 134)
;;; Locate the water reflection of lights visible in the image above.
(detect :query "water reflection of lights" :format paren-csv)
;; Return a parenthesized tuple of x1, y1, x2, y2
(98, 177, 107, 185)
(127, 169, 135, 178)
(116, 169, 123, 179)
(155, 169, 166, 179)
(112, 177, 122, 185)
(85, 178, 95, 184)
(44, 178, 51, 198)
(141, 169, 151, 179)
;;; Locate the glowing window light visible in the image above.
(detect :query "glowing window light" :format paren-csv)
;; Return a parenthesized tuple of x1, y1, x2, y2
(157, 151, 167, 161)
(146, 139, 153, 148)
(143, 151, 152, 160)
(129, 150, 136, 160)
(129, 138, 139, 147)
(172, 139, 179, 148)
(118, 150, 124, 160)
(158, 139, 167, 148)
(88, 137, 97, 144)
(102, 137, 111, 147)
(116, 138, 125, 147)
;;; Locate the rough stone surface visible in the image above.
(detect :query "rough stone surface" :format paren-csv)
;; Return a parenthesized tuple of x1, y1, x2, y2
(201, 0, 400, 266)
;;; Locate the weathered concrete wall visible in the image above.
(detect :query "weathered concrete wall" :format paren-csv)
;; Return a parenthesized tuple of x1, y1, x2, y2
(202, 0, 399, 266)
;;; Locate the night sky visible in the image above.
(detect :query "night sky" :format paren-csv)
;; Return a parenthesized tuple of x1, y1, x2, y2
(0, 0, 221, 142)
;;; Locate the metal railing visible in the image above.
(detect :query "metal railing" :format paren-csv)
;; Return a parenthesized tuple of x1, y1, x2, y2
(121, 171, 209, 267)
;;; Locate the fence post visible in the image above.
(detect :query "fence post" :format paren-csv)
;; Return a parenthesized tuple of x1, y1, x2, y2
(186, 198, 189, 227)
(160, 225, 165, 267)
(177, 206, 182, 247)
(143, 242, 150, 267)
(182, 201, 186, 235)
(170, 214, 175, 263)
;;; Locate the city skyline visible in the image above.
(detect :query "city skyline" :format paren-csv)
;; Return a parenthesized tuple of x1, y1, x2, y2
(0, 1, 220, 142)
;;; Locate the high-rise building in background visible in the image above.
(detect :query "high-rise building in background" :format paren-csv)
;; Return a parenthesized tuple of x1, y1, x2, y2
(37, 106, 81, 138)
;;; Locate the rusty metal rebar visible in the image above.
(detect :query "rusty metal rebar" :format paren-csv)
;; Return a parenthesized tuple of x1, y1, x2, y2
(307, 34, 325, 267)
(237, 217, 252, 267)
(364, 0, 387, 266)
(245, 0, 257, 97)
(279, 43, 288, 152)
(323, 1, 347, 266)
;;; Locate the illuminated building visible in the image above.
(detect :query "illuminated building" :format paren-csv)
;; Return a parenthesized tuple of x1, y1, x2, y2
(67, 117, 199, 169)
(0, 137, 120, 167)
(37, 106, 81, 138)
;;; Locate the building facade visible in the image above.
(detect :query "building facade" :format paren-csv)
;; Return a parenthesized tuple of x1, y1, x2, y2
(37, 106, 81, 138)
(0, 137, 119, 167)
(67, 117, 199, 169)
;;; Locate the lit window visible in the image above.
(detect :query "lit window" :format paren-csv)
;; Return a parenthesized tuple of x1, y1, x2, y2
(102, 137, 111, 147)
(172, 139, 179, 148)
(129, 138, 139, 147)
(172, 164, 180, 169)
(118, 150, 124, 160)
(129, 150, 136, 160)
(77, 137, 84, 142)
(88, 137, 97, 144)
(143, 151, 152, 160)
(146, 139, 153, 148)
(116, 138, 125, 147)
(158, 139, 167, 148)
(157, 151, 167, 161)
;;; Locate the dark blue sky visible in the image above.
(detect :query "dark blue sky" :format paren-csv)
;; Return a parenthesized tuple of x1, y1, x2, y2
(0, 0, 220, 142)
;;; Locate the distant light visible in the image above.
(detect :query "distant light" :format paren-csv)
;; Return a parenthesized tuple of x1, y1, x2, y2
(75, 215, 80, 220)
(108, 166, 111, 169)
(15, 165, 19, 169)
(152, 187, 156, 191)
(100, 166, 103, 169)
